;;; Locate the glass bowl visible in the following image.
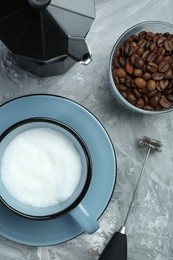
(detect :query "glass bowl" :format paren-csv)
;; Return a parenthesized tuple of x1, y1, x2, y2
(109, 21, 173, 114)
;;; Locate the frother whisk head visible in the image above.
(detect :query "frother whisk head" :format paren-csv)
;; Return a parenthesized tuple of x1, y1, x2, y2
(139, 136, 162, 152)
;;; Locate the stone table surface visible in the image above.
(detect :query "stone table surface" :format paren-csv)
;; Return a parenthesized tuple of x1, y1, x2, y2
(0, 0, 173, 259)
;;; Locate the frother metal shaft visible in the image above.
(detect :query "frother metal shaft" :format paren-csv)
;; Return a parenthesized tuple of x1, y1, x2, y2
(123, 145, 151, 227)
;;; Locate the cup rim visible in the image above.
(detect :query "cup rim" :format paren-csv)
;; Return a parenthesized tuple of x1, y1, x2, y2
(0, 117, 92, 219)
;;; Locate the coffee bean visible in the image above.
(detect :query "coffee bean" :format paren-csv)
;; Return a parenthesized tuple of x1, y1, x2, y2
(157, 47, 166, 56)
(143, 105, 154, 111)
(158, 61, 170, 73)
(126, 93, 136, 105)
(164, 69, 172, 79)
(164, 32, 171, 38)
(148, 96, 159, 107)
(112, 57, 120, 68)
(115, 49, 121, 57)
(156, 80, 169, 91)
(142, 72, 152, 81)
(136, 98, 144, 108)
(124, 42, 135, 56)
(153, 35, 159, 43)
(147, 62, 158, 73)
(119, 56, 125, 67)
(157, 37, 165, 47)
(113, 75, 120, 85)
(134, 78, 147, 89)
(113, 68, 126, 78)
(138, 31, 147, 38)
(134, 68, 143, 77)
(155, 54, 164, 64)
(164, 41, 173, 52)
(147, 90, 158, 98)
(147, 53, 156, 63)
(133, 88, 142, 98)
(150, 42, 158, 53)
(152, 72, 164, 81)
(125, 61, 133, 74)
(147, 80, 156, 91)
(146, 32, 155, 41)
(138, 38, 147, 48)
(142, 50, 150, 60)
(145, 40, 151, 50)
(136, 47, 145, 56)
(112, 30, 173, 111)
(142, 95, 148, 104)
(132, 35, 138, 42)
(117, 84, 128, 92)
(134, 56, 144, 69)
(130, 54, 139, 65)
(159, 96, 171, 108)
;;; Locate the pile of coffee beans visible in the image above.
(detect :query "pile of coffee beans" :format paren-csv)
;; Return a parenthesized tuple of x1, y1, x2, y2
(112, 31, 173, 111)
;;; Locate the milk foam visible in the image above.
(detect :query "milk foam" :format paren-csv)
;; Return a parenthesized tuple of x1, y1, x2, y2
(1, 128, 82, 207)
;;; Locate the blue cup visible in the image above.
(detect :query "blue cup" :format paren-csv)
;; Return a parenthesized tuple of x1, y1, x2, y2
(0, 118, 99, 234)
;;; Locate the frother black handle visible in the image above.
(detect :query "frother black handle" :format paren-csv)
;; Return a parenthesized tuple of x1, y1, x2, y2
(98, 231, 127, 260)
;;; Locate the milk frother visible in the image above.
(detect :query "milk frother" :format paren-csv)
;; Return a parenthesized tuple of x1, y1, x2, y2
(98, 136, 163, 260)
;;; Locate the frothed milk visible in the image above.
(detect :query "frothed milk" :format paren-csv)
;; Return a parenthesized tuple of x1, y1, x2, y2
(1, 128, 82, 207)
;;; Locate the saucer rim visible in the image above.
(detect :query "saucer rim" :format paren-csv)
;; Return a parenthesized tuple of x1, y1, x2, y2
(0, 94, 117, 246)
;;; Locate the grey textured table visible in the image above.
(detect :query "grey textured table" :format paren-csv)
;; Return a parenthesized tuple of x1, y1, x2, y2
(0, 0, 173, 259)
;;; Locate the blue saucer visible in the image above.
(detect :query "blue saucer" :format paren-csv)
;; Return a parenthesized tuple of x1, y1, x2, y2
(0, 95, 117, 246)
